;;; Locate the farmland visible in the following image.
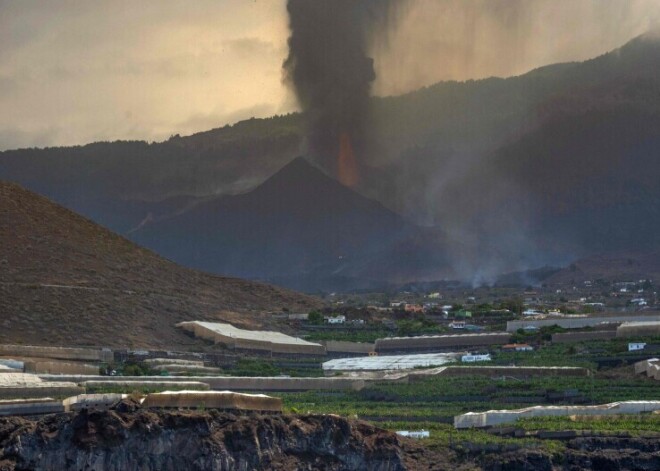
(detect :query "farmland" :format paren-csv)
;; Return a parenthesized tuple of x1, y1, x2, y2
(279, 366, 660, 453)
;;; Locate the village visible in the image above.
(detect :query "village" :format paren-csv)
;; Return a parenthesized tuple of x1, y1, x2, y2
(2, 275, 660, 470)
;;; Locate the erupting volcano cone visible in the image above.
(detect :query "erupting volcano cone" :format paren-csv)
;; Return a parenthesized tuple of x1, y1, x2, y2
(338, 132, 359, 187)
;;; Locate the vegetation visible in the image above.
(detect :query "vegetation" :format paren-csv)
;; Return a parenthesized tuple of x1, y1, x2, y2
(377, 421, 566, 455)
(517, 415, 660, 435)
(280, 372, 660, 420)
(307, 310, 324, 325)
(394, 317, 441, 336)
(231, 358, 323, 378)
(275, 366, 660, 453)
(495, 336, 660, 369)
(120, 362, 155, 377)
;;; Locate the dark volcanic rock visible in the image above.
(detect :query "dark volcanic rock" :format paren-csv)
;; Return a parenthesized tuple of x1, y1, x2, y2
(5, 407, 658, 470)
(0, 410, 455, 471)
(482, 450, 554, 471)
(482, 437, 660, 471)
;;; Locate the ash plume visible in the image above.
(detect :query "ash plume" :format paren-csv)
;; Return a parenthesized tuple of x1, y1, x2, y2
(283, 0, 397, 186)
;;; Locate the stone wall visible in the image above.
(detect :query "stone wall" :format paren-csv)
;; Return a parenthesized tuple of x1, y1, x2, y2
(552, 331, 617, 343)
(0, 372, 84, 399)
(409, 366, 590, 381)
(0, 399, 64, 416)
(0, 345, 113, 362)
(24, 361, 99, 375)
(83, 381, 210, 393)
(507, 314, 660, 332)
(322, 341, 374, 355)
(0, 384, 84, 400)
(375, 333, 511, 353)
(143, 391, 282, 412)
(617, 322, 660, 338)
(44, 375, 367, 392)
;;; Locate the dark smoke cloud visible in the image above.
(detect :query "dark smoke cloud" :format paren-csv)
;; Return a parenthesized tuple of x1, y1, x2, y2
(283, 0, 396, 179)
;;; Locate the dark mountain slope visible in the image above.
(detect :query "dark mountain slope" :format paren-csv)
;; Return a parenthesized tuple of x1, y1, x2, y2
(438, 108, 660, 265)
(132, 158, 452, 292)
(0, 180, 320, 348)
(369, 32, 660, 219)
(372, 31, 660, 152)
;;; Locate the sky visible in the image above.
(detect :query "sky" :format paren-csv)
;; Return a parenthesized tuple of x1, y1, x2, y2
(1, 0, 659, 150)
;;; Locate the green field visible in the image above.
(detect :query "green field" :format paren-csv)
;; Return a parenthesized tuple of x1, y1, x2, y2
(278, 369, 660, 452)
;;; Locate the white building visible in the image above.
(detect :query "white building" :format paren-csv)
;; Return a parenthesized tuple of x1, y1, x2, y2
(461, 354, 491, 363)
(629, 342, 646, 352)
(325, 315, 346, 324)
(523, 309, 543, 316)
(502, 344, 534, 352)
(396, 430, 430, 439)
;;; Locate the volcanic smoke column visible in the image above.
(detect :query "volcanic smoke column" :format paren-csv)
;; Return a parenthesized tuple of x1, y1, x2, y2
(284, 0, 394, 187)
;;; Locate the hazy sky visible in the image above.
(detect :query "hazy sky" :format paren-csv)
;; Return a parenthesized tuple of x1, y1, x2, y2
(1, 0, 659, 150)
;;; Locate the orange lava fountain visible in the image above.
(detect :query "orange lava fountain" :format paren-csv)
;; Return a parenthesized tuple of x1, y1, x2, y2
(338, 132, 359, 187)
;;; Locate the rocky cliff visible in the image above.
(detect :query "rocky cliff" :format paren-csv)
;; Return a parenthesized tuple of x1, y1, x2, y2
(0, 405, 454, 471)
(2, 404, 657, 470)
(483, 437, 660, 471)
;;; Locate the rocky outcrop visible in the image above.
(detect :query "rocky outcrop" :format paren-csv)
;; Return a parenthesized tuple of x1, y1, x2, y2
(482, 437, 660, 471)
(0, 406, 453, 471)
(4, 404, 654, 470)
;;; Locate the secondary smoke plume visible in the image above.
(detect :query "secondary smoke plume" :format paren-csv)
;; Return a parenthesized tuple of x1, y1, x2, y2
(284, 0, 395, 186)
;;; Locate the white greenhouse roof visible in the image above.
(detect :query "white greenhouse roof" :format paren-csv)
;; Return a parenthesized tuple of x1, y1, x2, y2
(181, 321, 320, 347)
(323, 353, 458, 371)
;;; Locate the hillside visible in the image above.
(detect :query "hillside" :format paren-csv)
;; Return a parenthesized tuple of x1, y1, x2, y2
(433, 107, 660, 273)
(370, 32, 660, 212)
(542, 252, 660, 286)
(1, 33, 659, 286)
(0, 181, 320, 348)
(132, 157, 453, 292)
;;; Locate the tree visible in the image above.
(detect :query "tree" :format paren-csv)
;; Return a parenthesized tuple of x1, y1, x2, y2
(308, 310, 324, 325)
(501, 298, 524, 316)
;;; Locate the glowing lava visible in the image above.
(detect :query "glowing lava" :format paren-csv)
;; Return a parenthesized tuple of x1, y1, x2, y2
(338, 132, 359, 187)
